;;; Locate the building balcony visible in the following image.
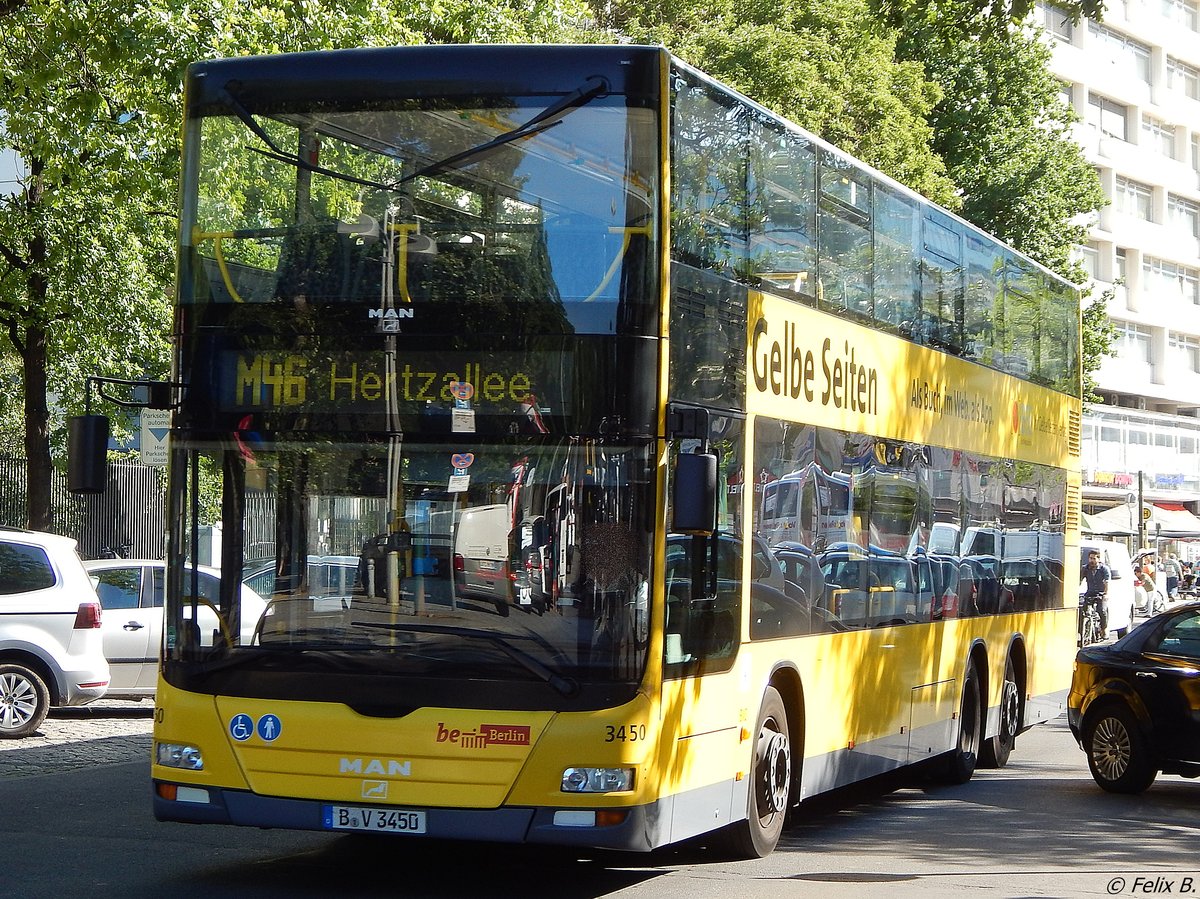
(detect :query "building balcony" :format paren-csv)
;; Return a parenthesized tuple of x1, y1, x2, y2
(1097, 210, 1168, 251)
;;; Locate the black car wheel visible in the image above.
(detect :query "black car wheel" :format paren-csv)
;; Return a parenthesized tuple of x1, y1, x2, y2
(1083, 702, 1158, 794)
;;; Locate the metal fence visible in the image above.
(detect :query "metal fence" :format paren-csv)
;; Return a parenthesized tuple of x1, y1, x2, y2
(0, 454, 166, 560)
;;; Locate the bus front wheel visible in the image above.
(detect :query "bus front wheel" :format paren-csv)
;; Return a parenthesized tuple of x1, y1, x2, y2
(723, 685, 792, 858)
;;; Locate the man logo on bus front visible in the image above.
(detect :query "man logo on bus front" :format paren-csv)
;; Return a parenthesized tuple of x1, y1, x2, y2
(368, 307, 414, 332)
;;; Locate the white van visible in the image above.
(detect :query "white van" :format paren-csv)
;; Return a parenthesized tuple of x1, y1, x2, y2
(453, 504, 513, 614)
(1079, 538, 1135, 638)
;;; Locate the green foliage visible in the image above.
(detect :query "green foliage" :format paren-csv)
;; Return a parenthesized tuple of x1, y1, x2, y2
(598, 0, 959, 207)
(890, 2, 1110, 384)
(872, 0, 1102, 27)
(893, 8, 1105, 278)
(1081, 287, 1118, 404)
(602, 0, 1112, 385)
(0, 0, 594, 525)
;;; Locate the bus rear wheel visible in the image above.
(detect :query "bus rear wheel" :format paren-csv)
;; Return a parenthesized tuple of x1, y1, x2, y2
(981, 657, 1020, 768)
(938, 663, 981, 784)
(722, 686, 791, 858)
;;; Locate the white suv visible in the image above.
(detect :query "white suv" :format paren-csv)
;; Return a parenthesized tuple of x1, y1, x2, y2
(0, 528, 109, 737)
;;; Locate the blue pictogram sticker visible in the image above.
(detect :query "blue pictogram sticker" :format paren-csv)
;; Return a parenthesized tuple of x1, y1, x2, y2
(257, 714, 282, 742)
(230, 714, 254, 742)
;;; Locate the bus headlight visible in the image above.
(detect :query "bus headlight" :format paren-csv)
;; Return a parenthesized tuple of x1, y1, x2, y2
(560, 767, 635, 793)
(156, 741, 205, 771)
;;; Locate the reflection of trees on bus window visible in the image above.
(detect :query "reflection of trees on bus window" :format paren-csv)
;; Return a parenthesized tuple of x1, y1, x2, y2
(751, 416, 1069, 630)
(666, 65, 1080, 395)
(818, 149, 873, 319)
(747, 118, 817, 301)
(873, 187, 919, 337)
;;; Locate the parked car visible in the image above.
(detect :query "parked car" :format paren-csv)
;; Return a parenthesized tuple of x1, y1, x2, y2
(243, 555, 359, 611)
(771, 541, 825, 605)
(1079, 539, 1136, 638)
(665, 532, 786, 594)
(84, 559, 266, 699)
(1067, 601, 1200, 793)
(816, 545, 921, 628)
(0, 528, 108, 737)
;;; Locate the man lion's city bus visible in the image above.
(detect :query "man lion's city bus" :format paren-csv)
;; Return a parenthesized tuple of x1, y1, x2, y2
(123, 44, 1082, 856)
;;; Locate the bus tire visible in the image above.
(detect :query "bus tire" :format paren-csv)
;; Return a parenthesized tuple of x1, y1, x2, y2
(980, 656, 1020, 768)
(938, 663, 982, 784)
(722, 686, 791, 858)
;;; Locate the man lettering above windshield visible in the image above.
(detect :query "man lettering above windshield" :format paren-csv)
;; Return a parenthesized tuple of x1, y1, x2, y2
(1082, 550, 1110, 635)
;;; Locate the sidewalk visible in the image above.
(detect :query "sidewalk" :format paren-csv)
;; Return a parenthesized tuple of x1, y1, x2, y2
(0, 700, 153, 778)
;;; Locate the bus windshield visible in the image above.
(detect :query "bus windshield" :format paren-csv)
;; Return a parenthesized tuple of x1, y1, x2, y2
(168, 436, 655, 710)
(184, 90, 658, 335)
(164, 62, 662, 712)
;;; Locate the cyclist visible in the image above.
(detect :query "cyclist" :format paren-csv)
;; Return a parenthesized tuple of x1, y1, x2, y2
(1081, 549, 1110, 636)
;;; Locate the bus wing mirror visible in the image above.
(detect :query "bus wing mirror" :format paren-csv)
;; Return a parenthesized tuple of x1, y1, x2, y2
(67, 414, 110, 494)
(672, 451, 717, 536)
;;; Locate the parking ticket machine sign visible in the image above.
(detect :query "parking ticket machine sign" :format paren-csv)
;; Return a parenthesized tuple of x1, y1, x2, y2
(140, 409, 171, 467)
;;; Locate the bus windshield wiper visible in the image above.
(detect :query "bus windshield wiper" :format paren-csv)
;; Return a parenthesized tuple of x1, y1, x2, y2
(218, 83, 399, 192)
(351, 621, 579, 697)
(219, 75, 608, 194)
(397, 75, 609, 185)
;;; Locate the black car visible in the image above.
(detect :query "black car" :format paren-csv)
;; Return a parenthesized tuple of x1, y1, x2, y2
(1068, 602, 1200, 793)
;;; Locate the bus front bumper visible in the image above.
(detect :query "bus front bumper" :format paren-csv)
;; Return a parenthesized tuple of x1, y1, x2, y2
(152, 781, 662, 852)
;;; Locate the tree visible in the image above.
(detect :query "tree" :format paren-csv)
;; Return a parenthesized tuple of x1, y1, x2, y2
(593, 0, 960, 207)
(0, 0, 593, 529)
(1082, 289, 1118, 403)
(873, 0, 1102, 27)
(598, 0, 1111, 390)
(890, 2, 1109, 386)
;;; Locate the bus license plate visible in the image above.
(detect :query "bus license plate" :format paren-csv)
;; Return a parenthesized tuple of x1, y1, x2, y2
(324, 806, 426, 834)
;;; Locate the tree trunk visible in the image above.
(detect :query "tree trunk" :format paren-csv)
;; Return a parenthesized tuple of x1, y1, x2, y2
(23, 320, 53, 532)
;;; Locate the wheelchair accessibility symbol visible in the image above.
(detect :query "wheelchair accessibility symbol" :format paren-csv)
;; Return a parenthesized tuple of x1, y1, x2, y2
(229, 714, 254, 742)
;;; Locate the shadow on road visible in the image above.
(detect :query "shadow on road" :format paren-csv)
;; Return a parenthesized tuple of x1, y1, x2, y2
(51, 704, 155, 721)
(167, 835, 668, 898)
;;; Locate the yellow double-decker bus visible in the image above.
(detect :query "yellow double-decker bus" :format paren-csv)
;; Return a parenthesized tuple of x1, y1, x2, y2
(116, 44, 1080, 857)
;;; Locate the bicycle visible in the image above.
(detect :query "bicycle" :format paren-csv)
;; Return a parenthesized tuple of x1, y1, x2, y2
(98, 541, 133, 559)
(1079, 593, 1103, 646)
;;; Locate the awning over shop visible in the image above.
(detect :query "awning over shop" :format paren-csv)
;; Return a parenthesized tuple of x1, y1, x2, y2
(1081, 509, 1135, 537)
(1088, 502, 1200, 538)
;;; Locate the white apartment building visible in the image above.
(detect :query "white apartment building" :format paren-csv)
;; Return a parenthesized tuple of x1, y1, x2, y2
(1039, 0, 1200, 552)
